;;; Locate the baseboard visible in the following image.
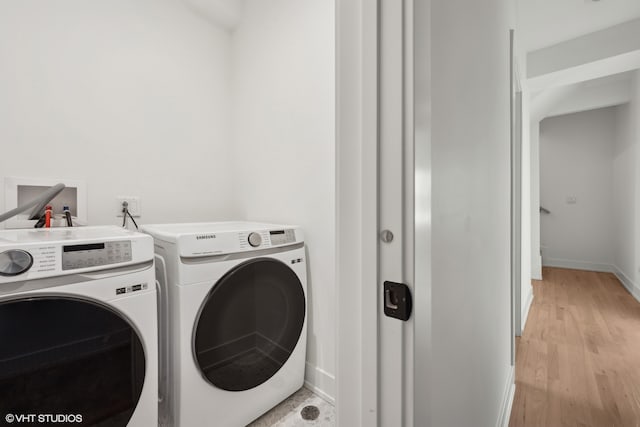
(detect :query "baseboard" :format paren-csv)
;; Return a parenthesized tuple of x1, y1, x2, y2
(496, 366, 516, 427)
(521, 287, 534, 333)
(304, 362, 335, 405)
(542, 258, 615, 273)
(532, 254, 543, 280)
(613, 266, 640, 303)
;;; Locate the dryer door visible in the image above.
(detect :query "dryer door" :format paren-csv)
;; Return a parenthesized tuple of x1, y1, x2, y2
(194, 258, 305, 391)
(0, 297, 146, 426)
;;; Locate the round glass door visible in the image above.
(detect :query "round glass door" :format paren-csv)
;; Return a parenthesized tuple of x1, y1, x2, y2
(0, 297, 146, 426)
(194, 258, 305, 391)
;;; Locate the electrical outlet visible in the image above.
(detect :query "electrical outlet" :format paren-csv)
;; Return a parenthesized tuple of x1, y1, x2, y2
(566, 196, 577, 204)
(116, 196, 141, 218)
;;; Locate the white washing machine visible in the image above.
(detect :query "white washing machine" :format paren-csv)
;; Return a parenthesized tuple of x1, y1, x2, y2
(0, 226, 158, 427)
(141, 222, 307, 427)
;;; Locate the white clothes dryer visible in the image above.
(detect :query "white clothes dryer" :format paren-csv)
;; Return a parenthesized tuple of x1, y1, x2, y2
(0, 226, 158, 427)
(141, 222, 307, 427)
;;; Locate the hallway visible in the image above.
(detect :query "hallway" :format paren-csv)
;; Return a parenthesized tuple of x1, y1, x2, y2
(510, 267, 640, 426)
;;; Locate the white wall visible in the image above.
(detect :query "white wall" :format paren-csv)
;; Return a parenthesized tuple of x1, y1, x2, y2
(539, 107, 616, 270)
(0, 1, 237, 225)
(430, 0, 514, 425)
(618, 70, 640, 296)
(181, 0, 243, 30)
(1, 0, 337, 400)
(613, 103, 636, 283)
(602, 71, 640, 300)
(231, 0, 336, 400)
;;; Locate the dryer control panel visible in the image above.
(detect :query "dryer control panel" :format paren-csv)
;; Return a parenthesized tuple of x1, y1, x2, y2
(141, 222, 303, 258)
(238, 228, 296, 251)
(268, 229, 296, 246)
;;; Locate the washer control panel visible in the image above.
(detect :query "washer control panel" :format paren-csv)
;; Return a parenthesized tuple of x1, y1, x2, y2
(62, 240, 132, 270)
(269, 229, 296, 246)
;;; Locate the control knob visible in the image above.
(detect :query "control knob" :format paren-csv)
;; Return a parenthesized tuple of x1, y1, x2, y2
(248, 232, 262, 248)
(0, 250, 34, 276)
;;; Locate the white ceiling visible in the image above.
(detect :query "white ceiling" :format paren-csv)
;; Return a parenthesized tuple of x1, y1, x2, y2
(518, 0, 640, 52)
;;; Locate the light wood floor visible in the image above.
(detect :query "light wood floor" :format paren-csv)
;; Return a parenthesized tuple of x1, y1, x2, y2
(509, 267, 640, 427)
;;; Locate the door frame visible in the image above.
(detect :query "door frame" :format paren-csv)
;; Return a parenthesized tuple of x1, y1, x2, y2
(509, 29, 517, 363)
(510, 30, 524, 350)
(335, 0, 380, 425)
(335, 0, 425, 425)
(513, 88, 524, 338)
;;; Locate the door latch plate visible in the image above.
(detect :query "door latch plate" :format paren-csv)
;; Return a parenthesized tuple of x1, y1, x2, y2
(383, 281, 412, 321)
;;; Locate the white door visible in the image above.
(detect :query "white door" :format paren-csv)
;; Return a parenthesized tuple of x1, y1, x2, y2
(336, 0, 416, 425)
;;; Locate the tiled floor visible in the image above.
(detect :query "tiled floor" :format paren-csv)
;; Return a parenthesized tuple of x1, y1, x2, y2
(248, 387, 335, 427)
